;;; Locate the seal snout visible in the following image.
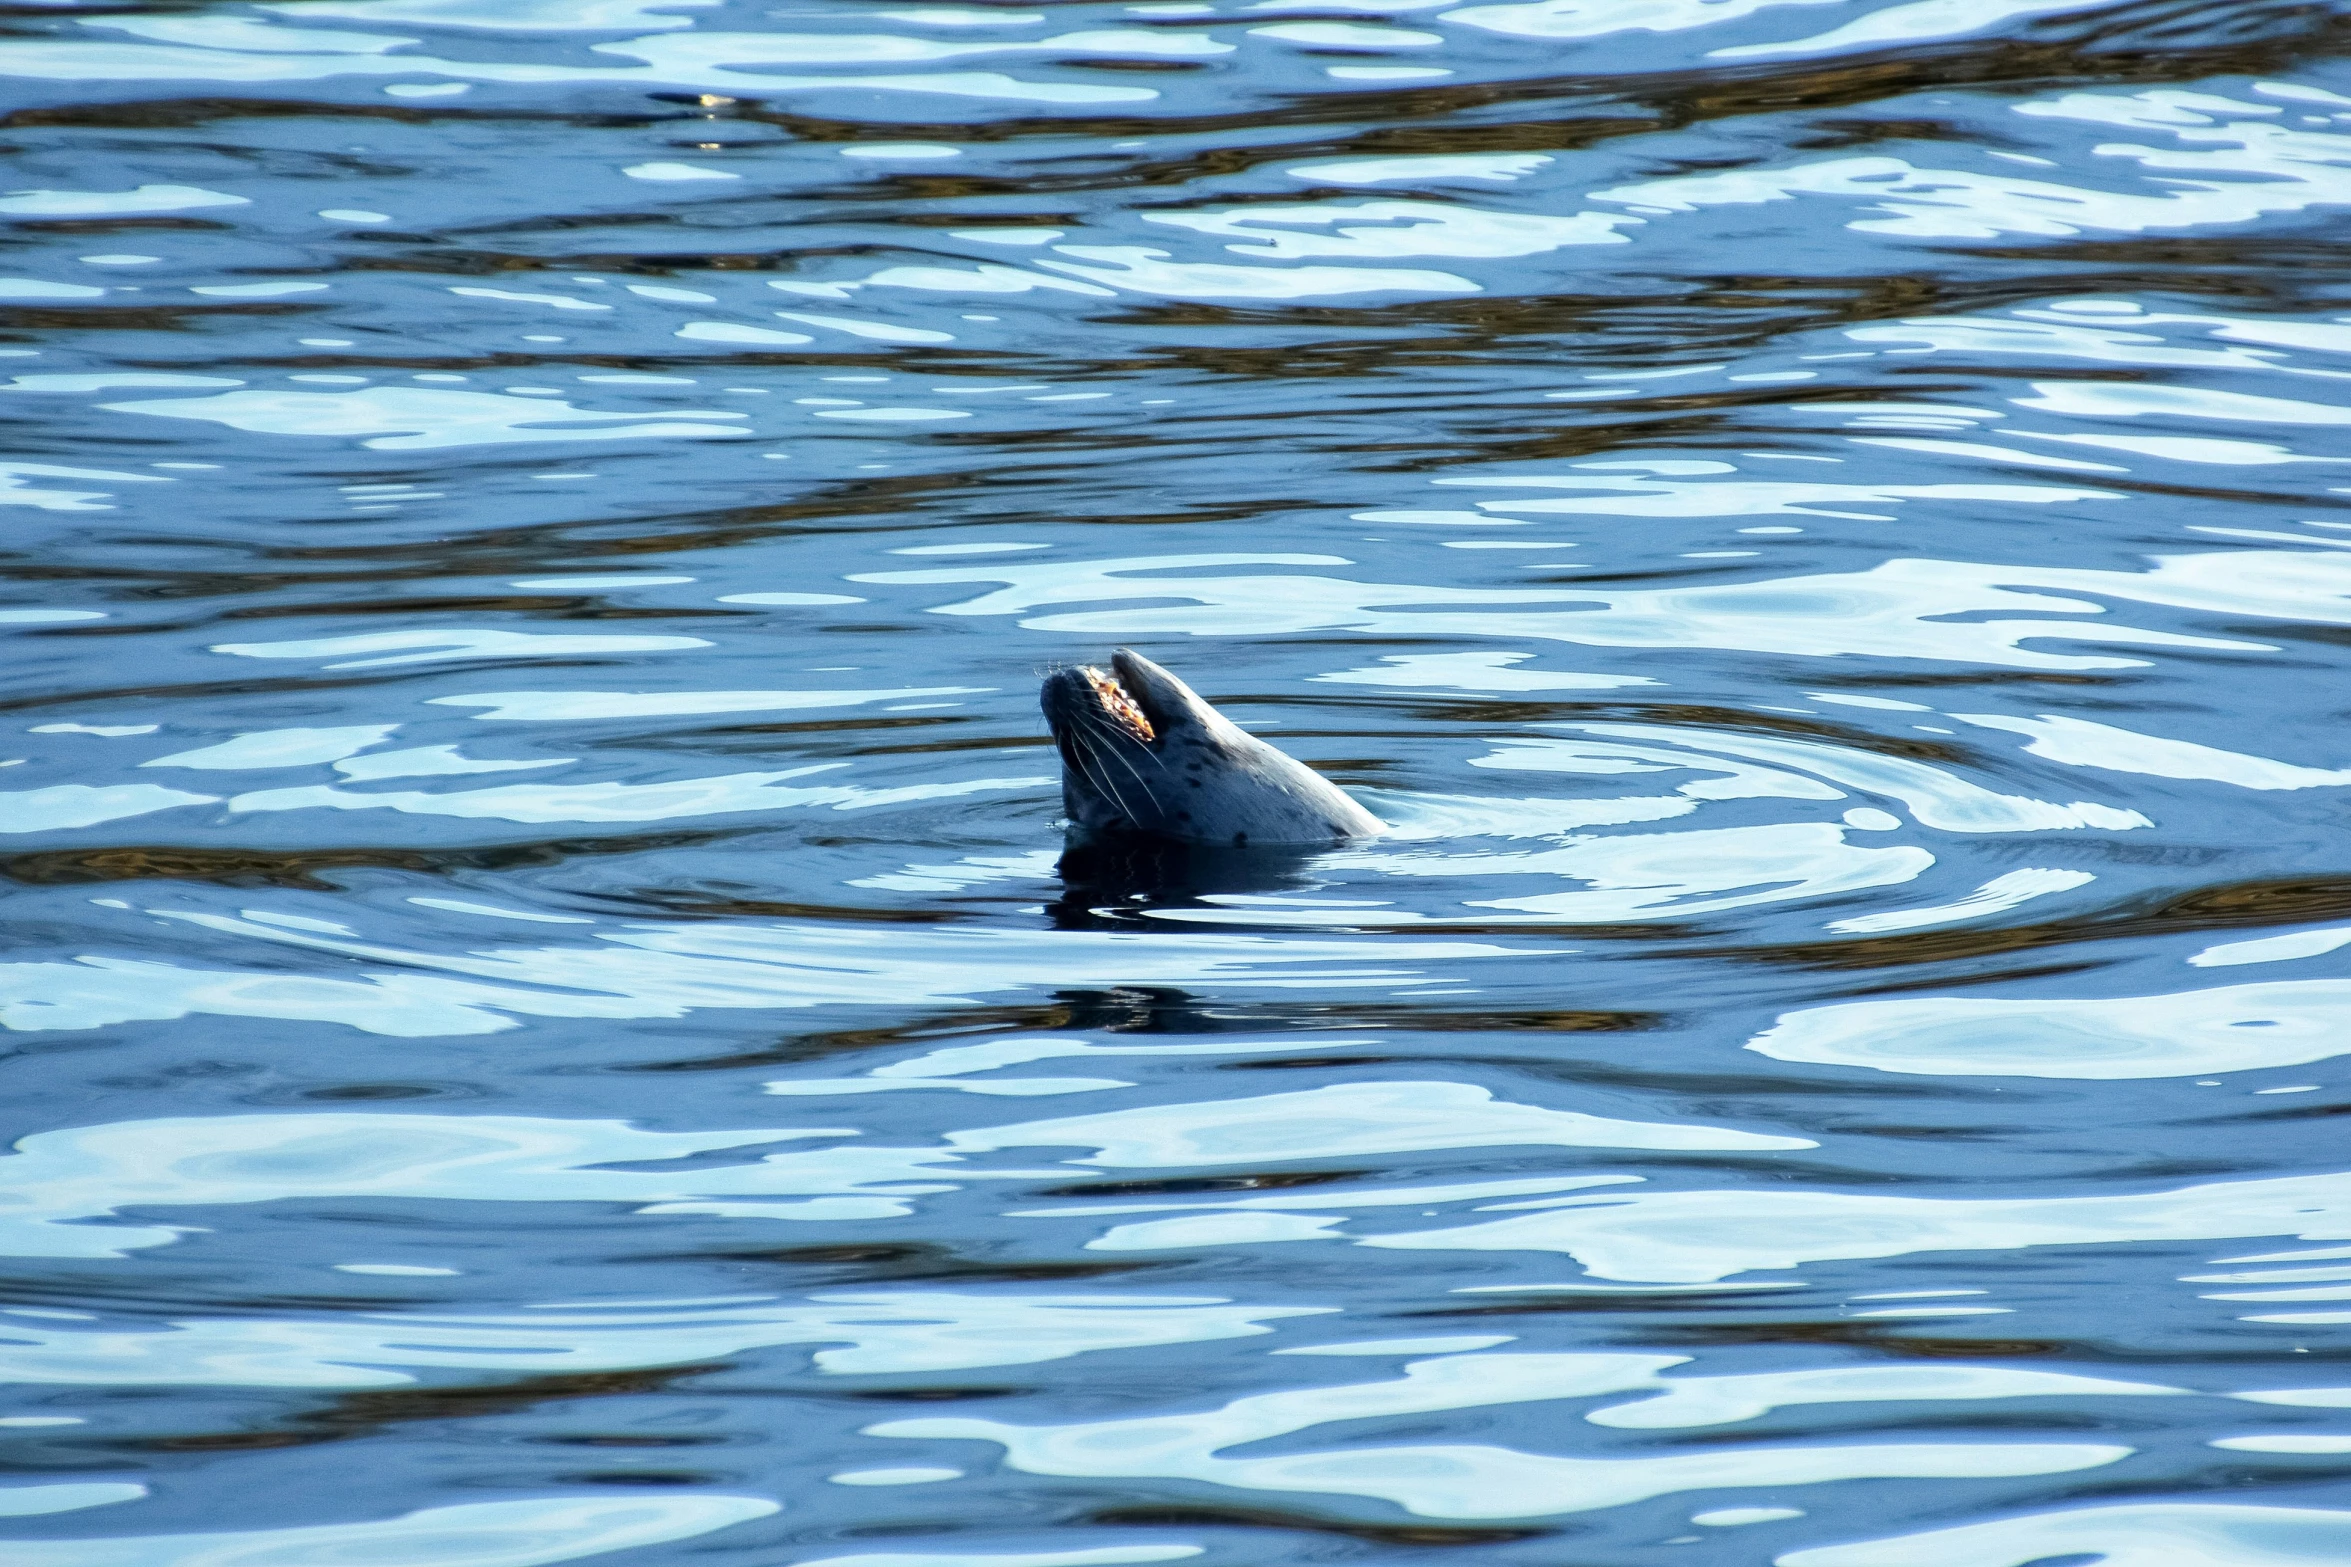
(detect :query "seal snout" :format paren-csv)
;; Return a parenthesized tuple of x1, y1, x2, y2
(1038, 664, 1092, 733)
(1085, 662, 1156, 744)
(1042, 656, 1173, 838)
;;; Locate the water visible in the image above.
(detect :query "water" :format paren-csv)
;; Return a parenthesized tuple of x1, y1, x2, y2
(3, 0, 2351, 1560)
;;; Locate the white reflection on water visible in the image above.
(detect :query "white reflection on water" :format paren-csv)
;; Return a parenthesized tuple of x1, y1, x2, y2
(0, 1484, 143, 1517)
(677, 322, 814, 346)
(449, 286, 610, 311)
(775, 311, 954, 344)
(225, 765, 1044, 824)
(1288, 153, 1553, 185)
(2210, 1433, 2351, 1451)
(336, 746, 568, 782)
(1368, 790, 1701, 839)
(864, 547, 2349, 669)
(1362, 1168, 2351, 1283)
(1143, 200, 1636, 260)
(104, 387, 750, 450)
(0, 1073, 1804, 1258)
(1576, 723, 2144, 831)
(2189, 1245, 2351, 1315)
(1313, 650, 1654, 690)
(1593, 90, 2351, 240)
(849, 263, 1115, 298)
(1710, 0, 2118, 59)
(93, 14, 415, 52)
(2191, 927, 2351, 968)
(1445, 470, 2116, 520)
(797, 1552, 1195, 1567)
(1441, 0, 1838, 42)
(1057, 1179, 1656, 1252)
(1033, 247, 1478, 300)
(823, 1465, 963, 1485)
(2019, 431, 2349, 466)
(0, 18, 1172, 104)
(0, 185, 243, 216)
(1277, 1335, 1515, 1355)
(196, 283, 327, 301)
(1777, 1502, 2351, 1567)
(0, 281, 103, 301)
(0, 1291, 1317, 1385)
(1753, 978, 2351, 1079)
(1847, 435, 2126, 474)
(949, 1081, 1814, 1163)
(210, 628, 710, 668)
(2013, 380, 2351, 426)
(1953, 712, 2351, 790)
(431, 686, 965, 720)
(1846, 303, 2351, 376)
(870, 1351, 2129, 1519)
(0, 1495, 778, 1567)
(1583, 1363, 2179, 1429)
(2235, 1380, 2351, 1408)
(1824, 867, 2094, 935)
(1319, 822, 1932, 923)
(4, 374, 245, 394)
(0, 783, 217, 835)
(142, 724, 399, 770)
(1251, 20, 1441, 44)
(281, 0, 720, 32)
(1, 915, 1512, 1035)
(766, 1032, 1378, 1097)
(850, 848, 1063, 895)
(0, 1111, 974, 1256)
(1857, 296, 2351, 366)
(0, 461, 168, 511)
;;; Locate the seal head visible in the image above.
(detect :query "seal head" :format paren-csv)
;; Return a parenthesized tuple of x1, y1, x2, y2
(1040, 649, 1385, 846)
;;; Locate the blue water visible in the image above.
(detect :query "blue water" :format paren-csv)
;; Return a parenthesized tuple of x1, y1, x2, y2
(5, 1, 2351, 1561)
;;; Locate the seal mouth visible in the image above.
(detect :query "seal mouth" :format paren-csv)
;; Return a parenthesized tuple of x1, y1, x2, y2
(1042, 656, 1164, 751)
(1081, 663, 1155, 744)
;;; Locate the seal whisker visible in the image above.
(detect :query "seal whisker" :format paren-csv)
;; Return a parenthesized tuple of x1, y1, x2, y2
(1084, 737, 1146, 827)
(1056, 728, 1104, 798)
(1067, 726, 1139, 826)
(1093, 724, 1160, 795)
(1085, 731, 1147, 825)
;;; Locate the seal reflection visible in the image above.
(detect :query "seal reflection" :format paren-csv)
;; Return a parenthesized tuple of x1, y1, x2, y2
(1049, 831, 1333, 931)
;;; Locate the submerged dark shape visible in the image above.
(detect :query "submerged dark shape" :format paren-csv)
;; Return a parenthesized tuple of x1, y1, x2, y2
(1040, 648, 1386, 846)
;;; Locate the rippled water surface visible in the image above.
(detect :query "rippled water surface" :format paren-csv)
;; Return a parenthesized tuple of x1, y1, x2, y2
(7, 0, 2351, 1560)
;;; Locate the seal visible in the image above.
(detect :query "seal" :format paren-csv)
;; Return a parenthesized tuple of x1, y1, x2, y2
(1040, 648, 1385, 846)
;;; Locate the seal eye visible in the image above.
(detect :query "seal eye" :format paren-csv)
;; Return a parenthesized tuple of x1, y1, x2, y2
(1086, 668, 1155, 743)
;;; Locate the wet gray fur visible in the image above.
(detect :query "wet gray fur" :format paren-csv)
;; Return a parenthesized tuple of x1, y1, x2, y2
(1040, 648, 1386, 846)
